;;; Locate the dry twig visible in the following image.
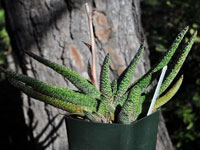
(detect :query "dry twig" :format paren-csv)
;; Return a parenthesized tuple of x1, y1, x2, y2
(85, 3, 98, 89)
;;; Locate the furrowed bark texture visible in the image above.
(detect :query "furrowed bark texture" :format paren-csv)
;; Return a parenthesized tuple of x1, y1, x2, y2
(3, 0, 173, 149)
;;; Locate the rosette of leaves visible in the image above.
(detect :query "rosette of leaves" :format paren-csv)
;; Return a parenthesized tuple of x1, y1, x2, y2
(0, 26, 196, 124)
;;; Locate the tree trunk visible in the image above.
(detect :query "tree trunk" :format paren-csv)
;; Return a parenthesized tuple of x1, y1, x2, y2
(3, 0, 173, 149)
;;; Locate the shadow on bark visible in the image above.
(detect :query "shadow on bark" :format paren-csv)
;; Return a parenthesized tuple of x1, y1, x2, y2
(0, 79, 65, 150)
(27, 114, 65, 150)
(3, 0, 72, 51)
(0, 79, 28, 149)
(1, 1, 70, 149)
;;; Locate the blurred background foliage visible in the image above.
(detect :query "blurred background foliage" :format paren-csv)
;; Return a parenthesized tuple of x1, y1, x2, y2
(0, 0, 200, 149)
(0, 2, 11, 82)
(141, 0, 200, 149)
(0, 6, 11, 67)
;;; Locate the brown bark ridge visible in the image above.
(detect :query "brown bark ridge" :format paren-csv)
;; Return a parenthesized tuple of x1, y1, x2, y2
(3, 0, 173, 149)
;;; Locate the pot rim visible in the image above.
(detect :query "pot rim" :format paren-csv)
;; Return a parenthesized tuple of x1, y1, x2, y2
(65, 110, 160, 127)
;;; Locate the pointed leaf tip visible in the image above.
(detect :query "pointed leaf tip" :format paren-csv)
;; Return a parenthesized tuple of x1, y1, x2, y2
(100, 53, 112, 98)
(116, 44, 144, 99)
(25, 51, 101, 98)
(154, 75, 183, 109)
(159, 29, 196, 95)
(8, 78, 94, 113)
(131, 27, 189, 90)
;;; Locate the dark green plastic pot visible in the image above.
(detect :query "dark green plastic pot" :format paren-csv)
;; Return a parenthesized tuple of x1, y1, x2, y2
(65, 111, 160, 150)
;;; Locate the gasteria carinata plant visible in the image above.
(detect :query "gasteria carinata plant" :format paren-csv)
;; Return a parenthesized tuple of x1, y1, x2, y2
(0, 26, 196, 124)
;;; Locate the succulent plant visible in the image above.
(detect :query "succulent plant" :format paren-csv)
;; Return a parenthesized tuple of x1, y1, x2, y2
(0, 26, 196, 124)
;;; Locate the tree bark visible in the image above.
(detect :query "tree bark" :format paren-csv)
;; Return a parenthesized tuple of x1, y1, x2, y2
(3, 0, 173, 149)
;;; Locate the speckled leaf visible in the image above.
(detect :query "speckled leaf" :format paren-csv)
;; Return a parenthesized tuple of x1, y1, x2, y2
(100, 54, 112, 98)
(114, 92, 128, 107)
(117, 99, 135, 124)
(2, 69, 98, 108)
(159, 31, 197, 95)
(153, 26, 189, 72)
(132, 27, 189, 90)
(116, 44, 144, 99)
(98, 102, 110, 121)
(25, 51, 101, 98)
(111, 79, 117, 96)
(97, 96, 115, 121)
(128, 86, 143, 121)
(118, 87, 142, 124)
(84, 111, 102, 123)
(154, 75, 183, 109)
(8, 78, 95, 113)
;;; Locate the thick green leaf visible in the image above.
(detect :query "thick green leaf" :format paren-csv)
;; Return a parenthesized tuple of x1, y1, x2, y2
(117, 99, 133, 124)
(84, 111, 102, 123)
(25, 51, 101, 98)
(114, 92, 128, 107)
(111, 79, 117, 96)
(139, 29, 196, 104)
(118, 86, 142, 124)
(159, 31, 197, 95)
(100, 54, 112, 98)
(153, 26, 189, 73)
(8, 78, 95, 113)
(116, 44, 144, 99)
(1, 68, 98, 108)
(97, 96, 115, 121)
(141, 35, 193, 110)
(132, 27, 189, 90)
(154, 75, 183, 109)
